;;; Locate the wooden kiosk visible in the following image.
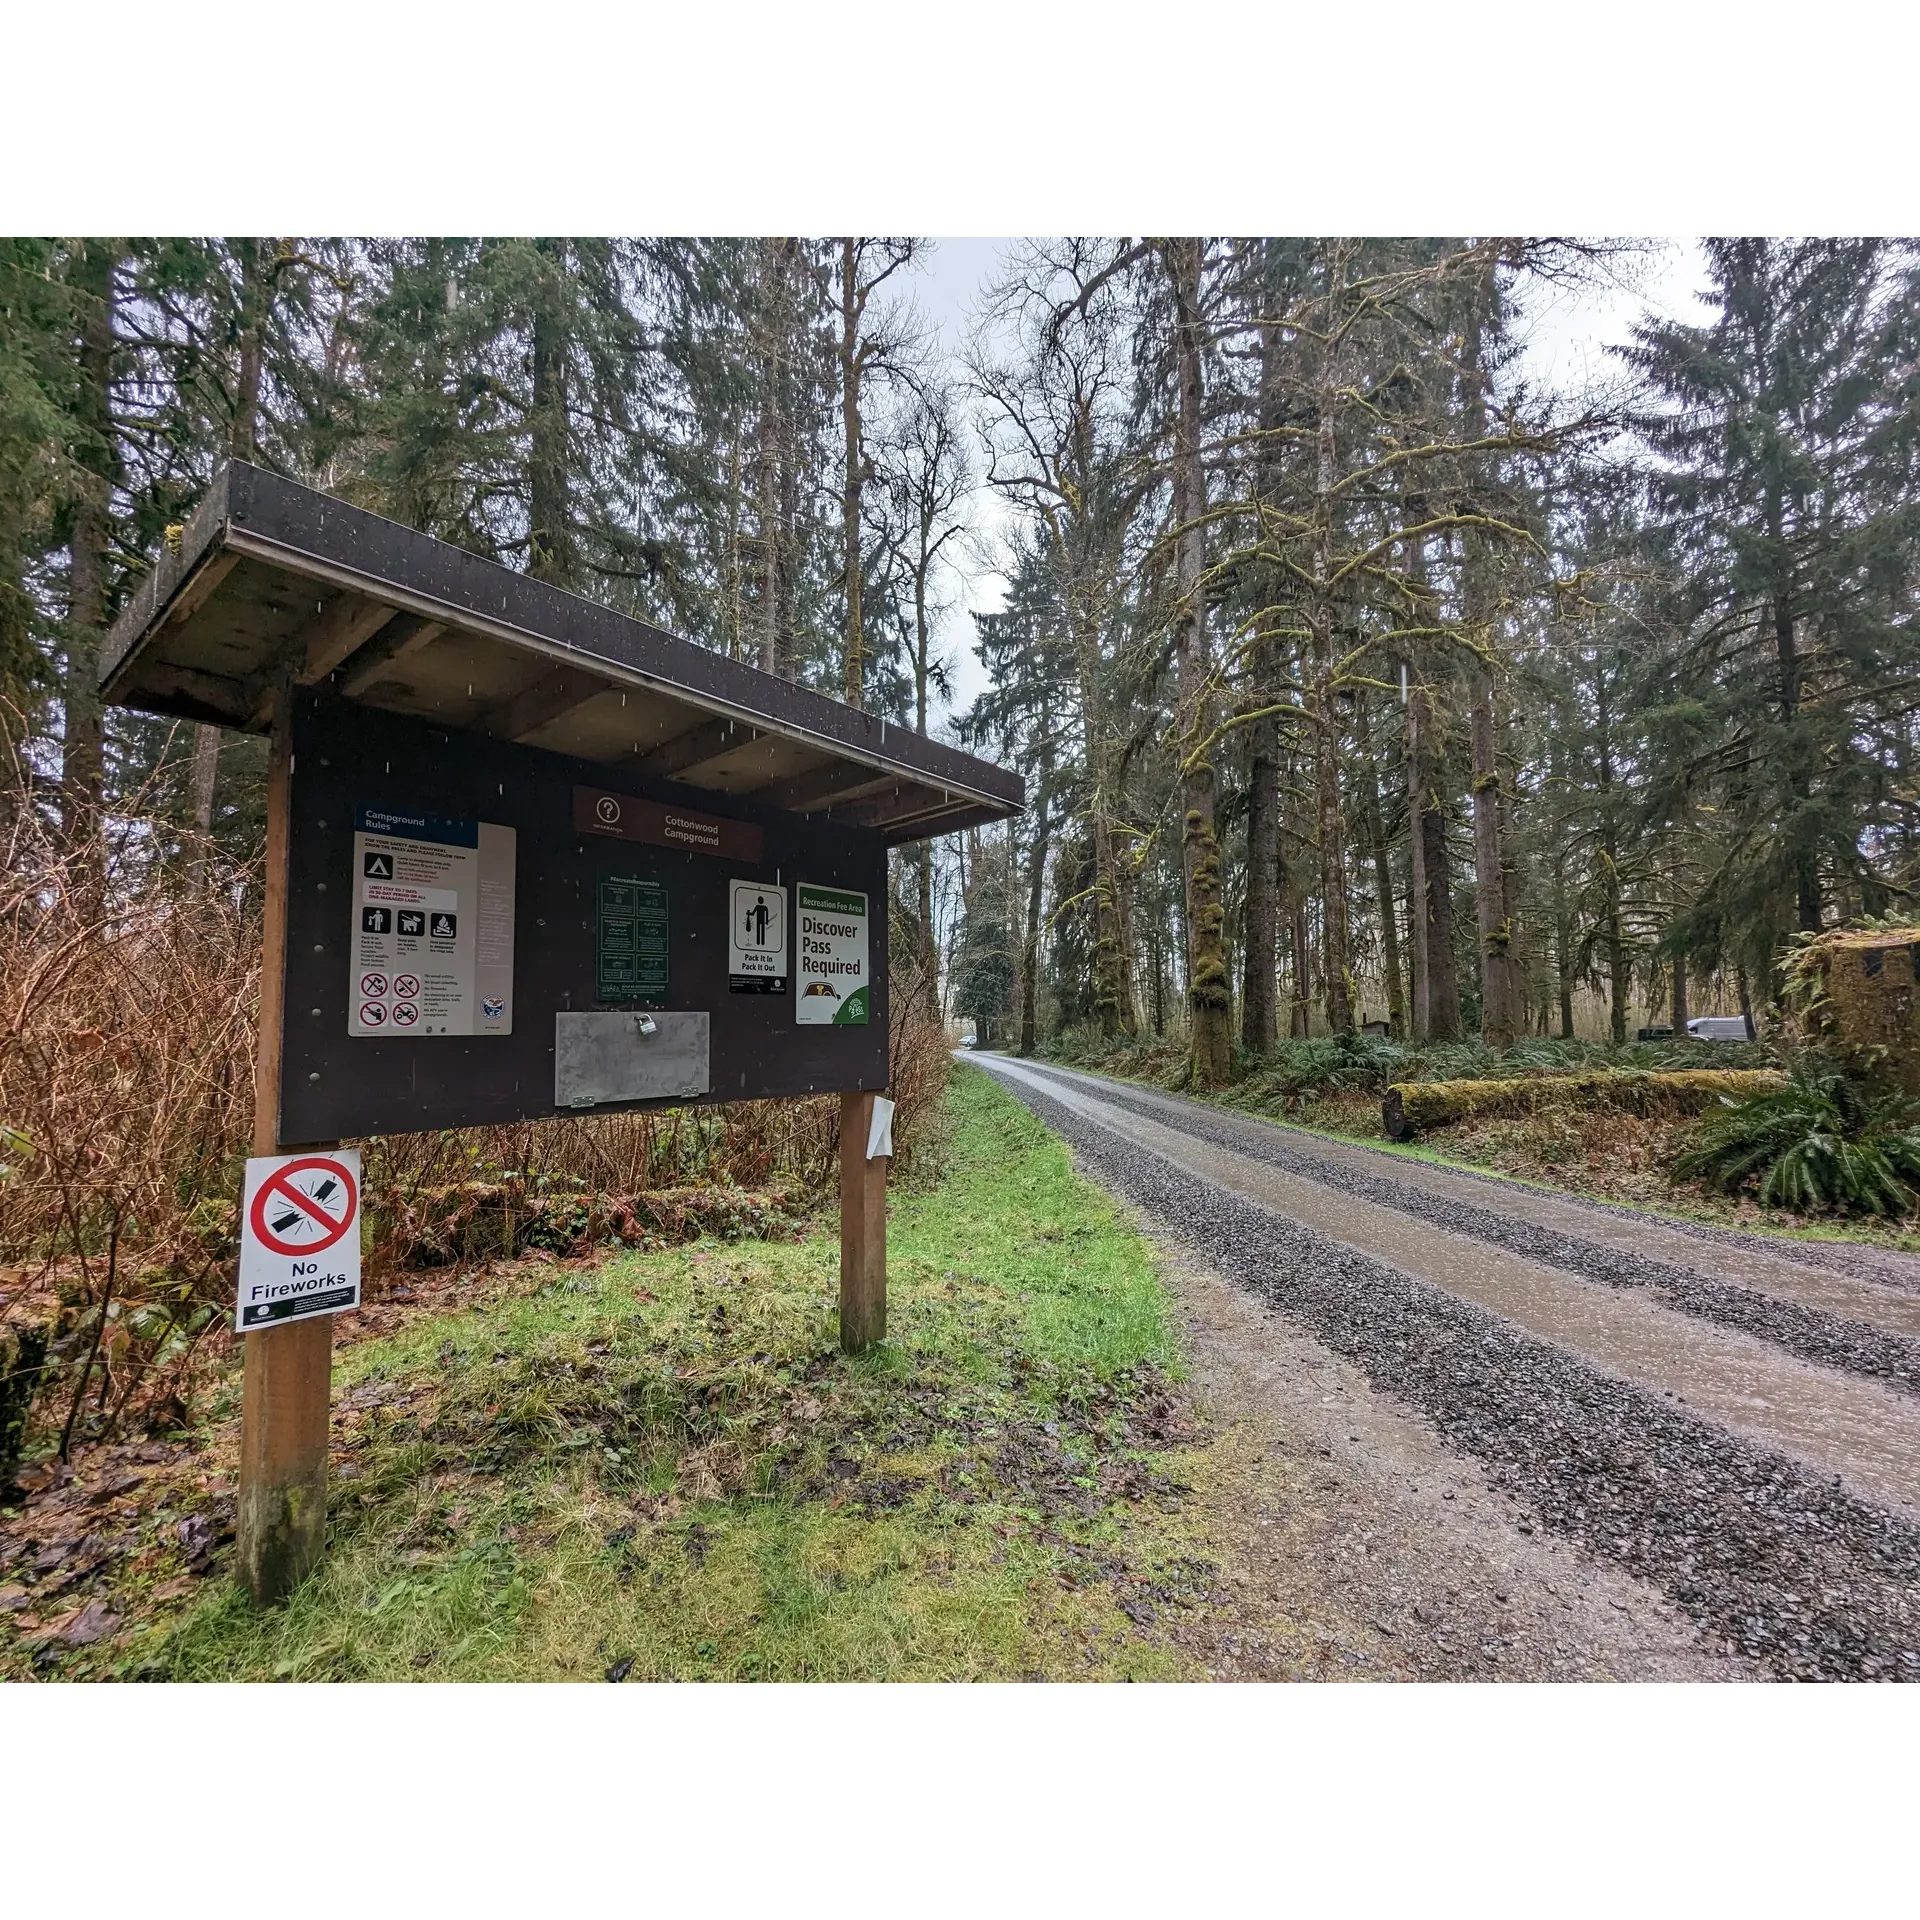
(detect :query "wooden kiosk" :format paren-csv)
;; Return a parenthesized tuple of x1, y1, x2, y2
(99, 463, 1022, 1603)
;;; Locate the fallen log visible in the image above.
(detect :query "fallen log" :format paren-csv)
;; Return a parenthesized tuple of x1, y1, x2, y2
(1382, 1068, 1786, 1142)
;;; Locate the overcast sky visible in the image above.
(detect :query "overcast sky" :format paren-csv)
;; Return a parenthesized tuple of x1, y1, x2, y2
(903, 238, 1715, 729)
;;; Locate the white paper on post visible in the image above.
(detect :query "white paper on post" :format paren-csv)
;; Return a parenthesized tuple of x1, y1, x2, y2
(866, 1095, 895, 1161)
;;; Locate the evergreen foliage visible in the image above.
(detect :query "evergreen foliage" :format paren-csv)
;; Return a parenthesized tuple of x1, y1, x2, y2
(2, 236, 1916, 1069)
(1672, 1056, 1920, 1214)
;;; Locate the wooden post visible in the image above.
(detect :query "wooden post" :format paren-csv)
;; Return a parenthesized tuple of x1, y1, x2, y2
(839, 1089, 887, 1352)
(236, 685, 334, 1603)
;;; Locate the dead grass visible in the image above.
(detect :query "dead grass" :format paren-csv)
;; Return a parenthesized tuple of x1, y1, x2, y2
(1, 1067, 1212, 1682)
(0, 779, 954, 1466)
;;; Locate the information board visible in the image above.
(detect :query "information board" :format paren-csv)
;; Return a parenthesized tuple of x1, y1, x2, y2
(596, 875, 669, 1002)
(279, 694, 890, 1141)
(797, 882, 870, 1025)
(350, 809, 515, 1036)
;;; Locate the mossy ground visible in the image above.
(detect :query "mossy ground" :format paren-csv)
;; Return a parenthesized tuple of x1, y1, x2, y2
(2, 1066, 1217, 1682)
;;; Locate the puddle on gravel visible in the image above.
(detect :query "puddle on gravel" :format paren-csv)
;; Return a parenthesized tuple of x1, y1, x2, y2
(1159, 1235, 1741, 1681)
(982, 1059, 1920, 1519)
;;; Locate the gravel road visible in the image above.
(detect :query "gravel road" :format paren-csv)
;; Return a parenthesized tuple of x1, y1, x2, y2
(971, 1054, 1920, 1681)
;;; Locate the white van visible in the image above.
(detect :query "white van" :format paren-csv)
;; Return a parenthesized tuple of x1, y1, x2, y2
(1687, 1015, 1756, 1043)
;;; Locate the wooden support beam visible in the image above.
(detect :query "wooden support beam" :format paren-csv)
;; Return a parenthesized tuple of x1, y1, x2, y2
(881, 798, 1001, 844)
(486, 664, 608, 742)
(163, 549, 240, 630)
(836, 784, 953, 831)
(338, 617, 444, 698)
(637, 714, 756, 781)
(839, 1090, 887, 1353)
(297, 595, 400, 685)
(236, 682, 334, 1604)
(757, 759, 895, 813)
(135, 660, 253, 724)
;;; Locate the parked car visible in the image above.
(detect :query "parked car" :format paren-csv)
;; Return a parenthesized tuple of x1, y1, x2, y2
(1636, 1024, 1674, 1041)
(1687, 1015, 1756, 1043)
(959, 1035, 976, 1049)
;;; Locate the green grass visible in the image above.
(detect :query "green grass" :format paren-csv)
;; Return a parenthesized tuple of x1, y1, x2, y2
(37, 1065, 1199, 1683)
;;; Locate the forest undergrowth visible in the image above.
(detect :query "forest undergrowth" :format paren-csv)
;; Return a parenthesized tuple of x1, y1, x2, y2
(0, 792, 952, 1480)
(1, 1066, 1221, 1682)
(1036, 1029, 1920, 1247)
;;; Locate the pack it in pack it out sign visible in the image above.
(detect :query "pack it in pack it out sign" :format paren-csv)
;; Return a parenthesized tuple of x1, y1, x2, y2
(351, 808, 515, 1036)
(236, 1149, 362, 1330)
(796, 882, 869, 1025)
(729, 877, 788, 994)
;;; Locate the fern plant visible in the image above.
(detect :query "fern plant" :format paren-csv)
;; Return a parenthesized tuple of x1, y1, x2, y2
(1672, 1056, 1920, 1214)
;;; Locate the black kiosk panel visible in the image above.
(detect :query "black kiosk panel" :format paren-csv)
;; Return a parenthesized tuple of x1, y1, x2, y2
(280, 694, 888, 1143)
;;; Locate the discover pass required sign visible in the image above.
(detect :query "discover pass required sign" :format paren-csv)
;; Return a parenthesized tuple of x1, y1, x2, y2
(796, 882, 869, 1025)
(236, 1150, 363, 1331)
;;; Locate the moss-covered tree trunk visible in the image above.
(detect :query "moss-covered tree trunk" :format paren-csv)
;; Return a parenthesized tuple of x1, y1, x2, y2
(1167, 240, 1232, 1084)
(1357, 691, 1407, 1038)
(1242, 700, 1280, 1054)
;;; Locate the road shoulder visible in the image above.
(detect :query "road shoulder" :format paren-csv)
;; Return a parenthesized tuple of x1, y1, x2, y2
(1138, 1219, 1738, 1681)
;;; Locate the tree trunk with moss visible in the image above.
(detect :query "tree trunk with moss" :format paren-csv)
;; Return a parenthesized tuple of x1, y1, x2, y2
(1242, 696, 1280, 1054)
(1456, 284, 1520, 1051)
(1357, 690, 1406, 1037)
(1167, 239, 1231, 1083)
(1409, 674, 1461, 1040)
(1469, 659, 1517, 1049)
(1307, 249, 1355, 1034)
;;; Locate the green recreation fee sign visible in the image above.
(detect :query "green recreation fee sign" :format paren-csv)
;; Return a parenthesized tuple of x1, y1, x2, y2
(796, 882, 869, 1026)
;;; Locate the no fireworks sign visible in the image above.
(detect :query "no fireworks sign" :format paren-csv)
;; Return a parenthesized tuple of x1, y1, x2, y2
(236, 1150, 363, 1331)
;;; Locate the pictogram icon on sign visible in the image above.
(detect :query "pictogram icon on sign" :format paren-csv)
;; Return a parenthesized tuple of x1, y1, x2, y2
(248, 1155, 359, 1259)
(359, 999, 387, 1026)
(397, 910, 424, 937)
(429, 911, 457, 939)
(236, 1147, 364, 1332)
(361, 972, 389, 998)
(363, 850, 393, 878)
(391, 1001, 419, 1027)
(394, 973, 420, 998)
(595, 794, 621, 825)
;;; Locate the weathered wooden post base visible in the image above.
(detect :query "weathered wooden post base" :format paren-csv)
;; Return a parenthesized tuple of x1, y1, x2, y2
(236, 1313, 334, 1602)
(839, 1089, 887, 1353)
(234, 683, 335, 1606)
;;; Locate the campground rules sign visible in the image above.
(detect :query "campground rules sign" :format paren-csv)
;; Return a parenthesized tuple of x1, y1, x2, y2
(236, 1150, 363, 1331)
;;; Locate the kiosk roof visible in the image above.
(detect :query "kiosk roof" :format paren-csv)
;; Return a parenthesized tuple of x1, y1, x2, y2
(101, 463, 1022, 844)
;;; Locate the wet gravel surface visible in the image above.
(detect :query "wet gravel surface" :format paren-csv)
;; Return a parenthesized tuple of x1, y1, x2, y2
(1156, 1237, 1738, 1680)
(983, 1065, 1920, 1682)
(1544, 1196, 1920, 1296)
(1009, 1062, 1920, 1397)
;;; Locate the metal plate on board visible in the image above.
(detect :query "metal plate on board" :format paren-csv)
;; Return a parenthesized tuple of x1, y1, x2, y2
(554, 1011, 711, 1108)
